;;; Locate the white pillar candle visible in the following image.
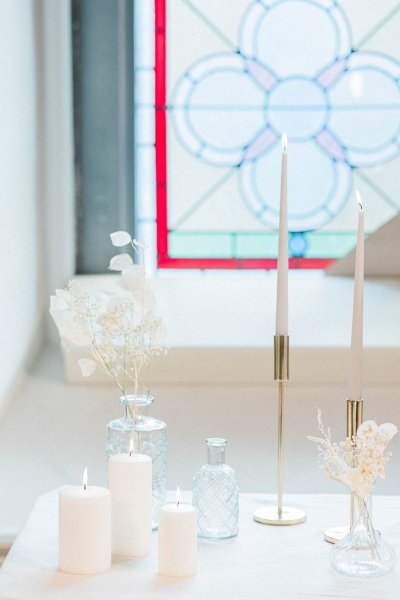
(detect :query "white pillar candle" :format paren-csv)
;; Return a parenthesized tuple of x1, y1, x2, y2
(108, 449, 152, 558)
(349, 191, 364, 401)
(158, 488, 197, 577)
(276, 134, 288, 335)
(59, 468, 111, 575)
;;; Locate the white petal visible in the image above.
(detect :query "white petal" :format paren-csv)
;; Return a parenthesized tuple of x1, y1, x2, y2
(108, 253, 133, 271)
(49, 308, 68, 332)
(132, 238, 148, 249)
(357, 420, 378, 437)
(110, 231, 132, 247)
(55, 289, 71, 303)
(50, 294, 68, 312)
(94, 290, 113, 305)
(378, 423, 398, 441)
(59, 320, 92, 345)
(106, 296, 131, 311)
(78, 358, 96, 377)
(49, 296, 71, 332)
(119, 265, 145, 292)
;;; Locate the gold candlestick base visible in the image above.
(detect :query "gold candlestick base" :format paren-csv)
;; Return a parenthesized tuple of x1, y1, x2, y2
(254, 506, 306, 526)
(324, 526, 349, 544)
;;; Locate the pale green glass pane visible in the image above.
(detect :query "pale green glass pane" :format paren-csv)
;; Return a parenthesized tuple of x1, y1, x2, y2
(236, 233, 278, 258)
(170, 231, 360, 260)
(169, 233, 233, 258)
(305, 233, 357, 259)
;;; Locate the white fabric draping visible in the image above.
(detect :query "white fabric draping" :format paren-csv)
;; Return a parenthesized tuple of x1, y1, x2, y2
(1, 490, 400, 599)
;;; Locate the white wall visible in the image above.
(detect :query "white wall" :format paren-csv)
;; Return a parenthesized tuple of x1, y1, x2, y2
(0, 1, 42, 411)
(37, 0, 75, 311)
(0, 0, 75, 413)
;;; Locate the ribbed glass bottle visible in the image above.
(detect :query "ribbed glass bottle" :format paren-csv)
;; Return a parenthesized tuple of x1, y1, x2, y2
(193, 438, 239, 539)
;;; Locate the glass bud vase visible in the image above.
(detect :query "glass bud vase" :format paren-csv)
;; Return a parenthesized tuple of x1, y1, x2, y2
(330, 495, 396, 577)
(193, 438, 239, 539)
(106, 395, 167, 529)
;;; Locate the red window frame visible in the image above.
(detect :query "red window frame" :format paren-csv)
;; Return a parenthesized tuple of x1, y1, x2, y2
(154, 0, 334, 270)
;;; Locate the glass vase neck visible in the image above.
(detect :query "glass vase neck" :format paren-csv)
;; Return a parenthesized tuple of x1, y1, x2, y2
(120, 394, 153, 421)
(206, 438, 227, 465)
(352, 494, 373, 531)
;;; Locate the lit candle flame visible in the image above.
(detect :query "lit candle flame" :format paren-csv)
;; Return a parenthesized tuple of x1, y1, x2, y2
(129, 436, 134, 457)
(355, 189, 363, 211)
(176, 486, 181, 508)
(281, 133, 288, 152)
(82, 466, 88, 491)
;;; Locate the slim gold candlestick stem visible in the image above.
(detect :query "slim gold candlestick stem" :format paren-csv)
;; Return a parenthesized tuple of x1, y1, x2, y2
(254, 336, 306, 526)
(323, 398, 363, 543)
(277, 380, 284, 517)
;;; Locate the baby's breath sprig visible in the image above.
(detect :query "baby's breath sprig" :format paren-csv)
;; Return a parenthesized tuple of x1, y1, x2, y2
(308, 409, 397, 498)
(50, 232, 167, 396)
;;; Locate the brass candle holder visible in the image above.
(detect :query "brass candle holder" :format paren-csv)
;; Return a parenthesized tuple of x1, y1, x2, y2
(323, 398, 363, 543)
(253, 335, 306, 526)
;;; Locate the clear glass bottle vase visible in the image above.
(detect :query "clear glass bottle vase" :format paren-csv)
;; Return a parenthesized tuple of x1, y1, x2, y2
(330, 494, 396, 577)
(106, 395, 167, 528)
(193, 438, 239, 539)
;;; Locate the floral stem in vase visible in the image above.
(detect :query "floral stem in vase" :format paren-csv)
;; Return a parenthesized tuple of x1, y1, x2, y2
(356, 496, 379, 562)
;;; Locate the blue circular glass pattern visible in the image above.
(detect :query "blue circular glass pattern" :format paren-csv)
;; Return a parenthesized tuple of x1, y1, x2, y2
(289, 233, 308, 257)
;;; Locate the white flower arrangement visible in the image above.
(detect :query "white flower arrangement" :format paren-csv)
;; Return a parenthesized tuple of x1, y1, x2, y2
(50, 231, 167, 396)
(308, 409, 397, 498)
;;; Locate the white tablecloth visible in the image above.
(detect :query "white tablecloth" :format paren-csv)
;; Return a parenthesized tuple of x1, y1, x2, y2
(1, 491, 400, 599)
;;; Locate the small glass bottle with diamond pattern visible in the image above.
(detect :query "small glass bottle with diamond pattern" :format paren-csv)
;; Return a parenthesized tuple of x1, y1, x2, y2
(193, 438, 239, 539)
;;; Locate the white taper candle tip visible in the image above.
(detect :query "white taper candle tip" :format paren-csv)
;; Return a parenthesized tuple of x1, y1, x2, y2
(355, 189, 363, 211)
(282, 134, 288, 152)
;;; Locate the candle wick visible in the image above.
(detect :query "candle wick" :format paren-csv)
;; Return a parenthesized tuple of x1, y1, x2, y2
(83, 483, 87, 491)
(129, 450, 133, 457)
(177, 500, 180, 508)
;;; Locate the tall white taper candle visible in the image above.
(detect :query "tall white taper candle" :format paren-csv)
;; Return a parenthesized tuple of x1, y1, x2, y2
(349, 190, 364, 401)
(276, 134, 288, 335)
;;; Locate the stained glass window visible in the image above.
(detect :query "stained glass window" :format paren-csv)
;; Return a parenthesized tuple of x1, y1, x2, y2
(134, 0, 400, 270)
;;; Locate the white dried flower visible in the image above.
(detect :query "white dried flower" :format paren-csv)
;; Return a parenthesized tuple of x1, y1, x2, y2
(49, 293, 92, 345)
(308, 409, 397, 499)
(49, 233, 167, 396)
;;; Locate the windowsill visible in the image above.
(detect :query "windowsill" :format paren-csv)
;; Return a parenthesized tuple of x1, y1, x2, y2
(62, 273, 400, 386)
